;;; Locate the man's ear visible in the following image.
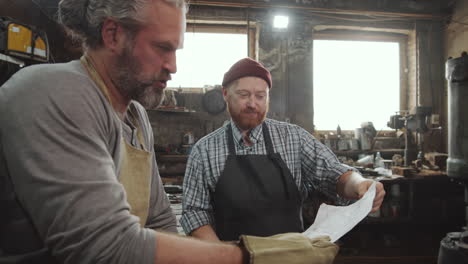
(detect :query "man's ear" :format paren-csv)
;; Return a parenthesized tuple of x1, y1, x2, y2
(101, 19, 126, 53)
(222, 87, 228, 101)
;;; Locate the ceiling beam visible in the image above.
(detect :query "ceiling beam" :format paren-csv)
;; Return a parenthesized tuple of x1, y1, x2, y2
(189, 1, 447, 20)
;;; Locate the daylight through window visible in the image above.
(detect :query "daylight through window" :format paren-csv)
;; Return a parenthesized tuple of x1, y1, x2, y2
(313, 40, 400, 131)
(168, 32, 248, 89)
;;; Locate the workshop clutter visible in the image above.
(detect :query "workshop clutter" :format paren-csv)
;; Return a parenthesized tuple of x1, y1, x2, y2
(315, 119, 447, 180)
(0, 17, 49, 62)
(319, 122, 404, 153)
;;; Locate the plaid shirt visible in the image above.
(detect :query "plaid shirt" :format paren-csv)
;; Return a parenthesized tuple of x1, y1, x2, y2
(180, 118, 353, 234)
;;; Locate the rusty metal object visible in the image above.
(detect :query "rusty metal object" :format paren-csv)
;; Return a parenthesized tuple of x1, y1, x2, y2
(425, 152, 448, 170)
(391, 166, 416, 177)
(438, 231, 468, 264)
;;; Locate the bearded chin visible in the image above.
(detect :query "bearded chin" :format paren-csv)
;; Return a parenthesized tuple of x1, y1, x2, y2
(135, 86, 165, 109)
(229, 104, 268, 131)
(113, 43, 165, 109)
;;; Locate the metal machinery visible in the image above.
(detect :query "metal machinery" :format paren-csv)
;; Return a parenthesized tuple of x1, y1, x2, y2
(387, 106, 432, 166)
(438, 52, 468, 264)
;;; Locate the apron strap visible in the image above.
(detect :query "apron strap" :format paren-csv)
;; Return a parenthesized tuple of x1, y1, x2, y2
(226, 124, 237, 155)
(262, 122, 292, 199)
(80, 56, 115, 108)
(126, 104, 148, 152)
(227, 122, 275, 155)
(82, 56, 147, 152)
(227, 121, 293, 199)
(261, 122, 275, 155)
(81, 55, 151, 227)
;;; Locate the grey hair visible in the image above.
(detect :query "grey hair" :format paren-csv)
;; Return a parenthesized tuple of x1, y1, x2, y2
(58, 0, 187, 49)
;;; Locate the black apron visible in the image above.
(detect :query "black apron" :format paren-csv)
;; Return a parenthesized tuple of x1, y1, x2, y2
(213, 122, 303, 241)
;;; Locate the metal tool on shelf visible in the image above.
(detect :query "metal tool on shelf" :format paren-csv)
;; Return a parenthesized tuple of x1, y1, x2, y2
(387, 106, 434, 167)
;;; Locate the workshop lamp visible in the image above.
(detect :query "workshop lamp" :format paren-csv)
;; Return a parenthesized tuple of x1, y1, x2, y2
(273, 15, 289, 29)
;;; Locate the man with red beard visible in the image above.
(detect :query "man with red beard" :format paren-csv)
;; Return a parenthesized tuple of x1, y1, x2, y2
(181, 58, 386, 242)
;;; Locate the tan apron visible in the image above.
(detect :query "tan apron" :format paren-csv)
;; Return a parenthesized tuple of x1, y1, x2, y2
(81, 56, 151, 227)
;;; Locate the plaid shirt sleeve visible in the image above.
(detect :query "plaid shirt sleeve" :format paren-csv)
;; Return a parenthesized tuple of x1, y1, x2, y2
(180, 144, 215, 234)
(299, 127, 355, 205)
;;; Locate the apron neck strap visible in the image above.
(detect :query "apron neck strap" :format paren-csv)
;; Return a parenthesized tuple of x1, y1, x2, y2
(226, 124, 236, 155)
(81, 56, 148, 152)
(226, 122, 275, 155)
(261, 122, 275, 154)
(80, 56, 115, 109)
(126, 104, 148, 151)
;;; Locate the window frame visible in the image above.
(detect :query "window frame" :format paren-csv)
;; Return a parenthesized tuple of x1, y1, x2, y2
(185, 23, 257, 59)
(169, 23, 256, 91)
(312, 28, 409, 132)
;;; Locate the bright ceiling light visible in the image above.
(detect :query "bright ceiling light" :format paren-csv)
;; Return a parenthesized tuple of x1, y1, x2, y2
(273, 15, 289, 29)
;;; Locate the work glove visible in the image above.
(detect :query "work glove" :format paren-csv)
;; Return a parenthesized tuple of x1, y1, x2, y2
(240, 233, 338, 264)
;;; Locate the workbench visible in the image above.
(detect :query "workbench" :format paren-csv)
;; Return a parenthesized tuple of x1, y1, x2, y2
(306, 172, 465, 264)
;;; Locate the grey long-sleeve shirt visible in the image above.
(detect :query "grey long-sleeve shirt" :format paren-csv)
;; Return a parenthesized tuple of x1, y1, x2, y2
(0, 60, 176, 264)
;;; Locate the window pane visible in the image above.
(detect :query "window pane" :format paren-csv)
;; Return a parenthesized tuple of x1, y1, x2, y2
(168, 32, 248, 88)
(313, 40, 400, 130)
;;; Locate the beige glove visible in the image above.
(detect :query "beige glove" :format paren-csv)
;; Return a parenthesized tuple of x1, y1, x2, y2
(240, 233, 338, 264)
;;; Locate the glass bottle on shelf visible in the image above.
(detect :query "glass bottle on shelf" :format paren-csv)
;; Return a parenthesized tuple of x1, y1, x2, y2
(374, 151, 384, 168)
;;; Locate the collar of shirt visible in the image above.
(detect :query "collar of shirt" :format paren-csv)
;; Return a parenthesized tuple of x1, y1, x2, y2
(229, 119, 264, 148)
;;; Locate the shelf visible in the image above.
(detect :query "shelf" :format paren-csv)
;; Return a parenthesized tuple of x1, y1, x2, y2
(156, 154, 189, 162)
(334, 149, 404, 157)
(160, 172, 185, 177)
(161, 176, 184, 185)
(164, 184, 183, 194)
(0, 53, 24, 66)
(149, 107, 196, 113)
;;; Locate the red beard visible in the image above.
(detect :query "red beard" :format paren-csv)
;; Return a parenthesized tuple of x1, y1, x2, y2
(229, 105, 268, 131)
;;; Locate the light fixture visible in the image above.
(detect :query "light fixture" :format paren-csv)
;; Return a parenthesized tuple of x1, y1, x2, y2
(273, 15, 289, 29)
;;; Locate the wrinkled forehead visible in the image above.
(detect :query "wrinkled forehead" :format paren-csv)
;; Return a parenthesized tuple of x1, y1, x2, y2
(138, 1, 186, 43)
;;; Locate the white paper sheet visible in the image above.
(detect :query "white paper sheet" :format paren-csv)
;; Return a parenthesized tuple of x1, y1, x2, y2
(302, 182, 376, 242)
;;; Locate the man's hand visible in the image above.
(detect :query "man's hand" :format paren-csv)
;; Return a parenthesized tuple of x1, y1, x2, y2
(357, 180, 385, 212)
(338, 171, 386, 212)
(240, 233, 338, 264)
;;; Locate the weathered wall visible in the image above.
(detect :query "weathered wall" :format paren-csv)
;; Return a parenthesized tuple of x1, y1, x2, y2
(258, 18, 315, 130)
(410, 21, 446, 152)
(446, 0, 468, 58)
(148, 92, 229, 150)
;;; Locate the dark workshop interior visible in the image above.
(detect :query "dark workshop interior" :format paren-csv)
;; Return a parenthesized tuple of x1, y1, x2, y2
(1, 0, 468, 263)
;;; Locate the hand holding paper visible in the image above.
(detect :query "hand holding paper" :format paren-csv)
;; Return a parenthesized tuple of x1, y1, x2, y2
(303, 182, 377, 242)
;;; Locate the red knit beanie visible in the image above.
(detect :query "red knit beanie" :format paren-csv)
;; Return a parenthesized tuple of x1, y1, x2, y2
(222, 58, 272, 89)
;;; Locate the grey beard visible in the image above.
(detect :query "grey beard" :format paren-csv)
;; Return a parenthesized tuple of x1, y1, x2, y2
(113, 46, 165, 109)
(134, 86, 165, 109)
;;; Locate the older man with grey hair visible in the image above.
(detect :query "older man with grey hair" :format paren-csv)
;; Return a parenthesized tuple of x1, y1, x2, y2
(0, 0, 341, 263)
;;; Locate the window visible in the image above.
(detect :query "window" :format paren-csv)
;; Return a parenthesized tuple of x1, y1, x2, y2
(168, 31, 248, 89)
(313, 40, 400, 131)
